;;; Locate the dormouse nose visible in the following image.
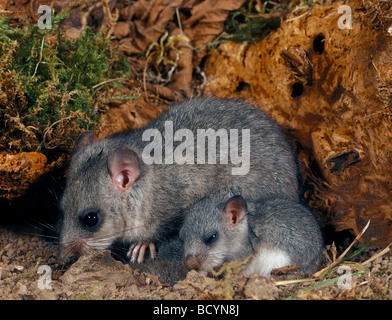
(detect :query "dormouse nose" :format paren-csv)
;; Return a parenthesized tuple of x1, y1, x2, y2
(184, 254, 202, 271)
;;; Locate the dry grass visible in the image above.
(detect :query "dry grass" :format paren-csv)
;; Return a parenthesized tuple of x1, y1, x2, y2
(275, 220, 392, 300)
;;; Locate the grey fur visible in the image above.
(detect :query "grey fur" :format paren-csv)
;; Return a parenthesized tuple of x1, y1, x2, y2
(180, 191, 324, 276)
(59, 97, 299, 259)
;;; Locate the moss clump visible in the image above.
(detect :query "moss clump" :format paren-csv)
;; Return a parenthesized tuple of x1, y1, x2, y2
(0, 13, 128, 153)
(207, 0, 283, 48)
(73, 286, 104, 300)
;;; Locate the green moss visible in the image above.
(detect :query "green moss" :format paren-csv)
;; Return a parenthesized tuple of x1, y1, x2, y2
(207, 1, 282, 48)
(375, 266, 389, 277)
(0, 13, 129, 153)
(73, 286, 104, 300)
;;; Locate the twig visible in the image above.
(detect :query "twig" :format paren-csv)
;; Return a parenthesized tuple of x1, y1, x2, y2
(312, 220, 371, 279)
(285, 269, 366, 300)
(143, 54, 153, 101)
(285, 10, 310, 22)
(362, 241, 392, 267)
(276, 220, 371, 287)
(371, 59, 385, 82)
(247, 11, 287, 19)
(336, 220, 371, 262)
(92, 78, 128, 89)
(176, 7, 183, 35)
(274, 277, 315, 286)
(32, 37, 45, 78)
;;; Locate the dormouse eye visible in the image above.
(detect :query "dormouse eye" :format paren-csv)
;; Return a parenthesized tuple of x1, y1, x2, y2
(204, 232, 219, 246)
(79, 210, 101, 232)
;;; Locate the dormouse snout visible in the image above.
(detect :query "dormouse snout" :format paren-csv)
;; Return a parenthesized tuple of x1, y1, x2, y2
(59, 237, 89, 262)
(184, 254, 204, 271)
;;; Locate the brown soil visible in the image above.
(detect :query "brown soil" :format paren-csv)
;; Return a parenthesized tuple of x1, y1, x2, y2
(1, 226, 391, 300)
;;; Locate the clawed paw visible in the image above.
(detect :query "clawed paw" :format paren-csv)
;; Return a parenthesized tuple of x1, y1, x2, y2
(127, 241, 157, 264)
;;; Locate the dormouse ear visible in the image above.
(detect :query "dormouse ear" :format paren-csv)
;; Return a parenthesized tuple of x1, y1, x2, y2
(107, 145, 141, 191)
(74, 131, 95, 152)
(224, 195, 247, 227)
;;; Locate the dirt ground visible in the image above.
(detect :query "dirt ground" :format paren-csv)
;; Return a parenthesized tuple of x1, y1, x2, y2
(0, 225, 391, 300)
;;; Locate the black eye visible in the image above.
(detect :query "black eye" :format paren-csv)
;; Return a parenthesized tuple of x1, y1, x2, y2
(79, 210, 101, 232)
(204, 232, 219, 246)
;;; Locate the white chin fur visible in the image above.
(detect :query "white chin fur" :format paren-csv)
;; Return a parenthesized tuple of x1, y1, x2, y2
(199, 255, 224, 276)
(199, 270, 208, 277)
(245, 246, 291, 277)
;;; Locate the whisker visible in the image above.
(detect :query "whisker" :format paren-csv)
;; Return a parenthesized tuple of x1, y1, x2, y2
(24, 232, 58, 240)
(57, 221, 185, 263)
(31, 217, 57, 233)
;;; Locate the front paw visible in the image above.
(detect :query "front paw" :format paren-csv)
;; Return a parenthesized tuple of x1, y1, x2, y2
(127, 241, 157, 264)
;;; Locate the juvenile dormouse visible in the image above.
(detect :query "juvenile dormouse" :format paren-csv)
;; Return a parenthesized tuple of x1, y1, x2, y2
(59, 97, 299, 263)
(179, 192, 324, 277)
